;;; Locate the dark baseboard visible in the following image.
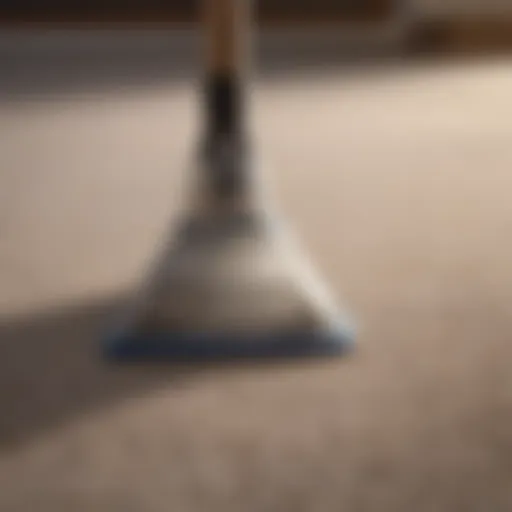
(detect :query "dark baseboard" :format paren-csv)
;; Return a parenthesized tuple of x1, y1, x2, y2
(0, 2, 396, 27)
(412, 17, 512, 55)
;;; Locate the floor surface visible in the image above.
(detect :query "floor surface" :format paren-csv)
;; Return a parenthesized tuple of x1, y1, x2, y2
(1, 33, 511, 512)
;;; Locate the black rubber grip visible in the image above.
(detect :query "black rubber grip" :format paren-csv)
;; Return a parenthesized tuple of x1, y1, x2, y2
(206, 73, 243, 136)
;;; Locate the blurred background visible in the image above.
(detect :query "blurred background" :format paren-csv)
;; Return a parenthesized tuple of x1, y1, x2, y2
(1, 2, 512, 511)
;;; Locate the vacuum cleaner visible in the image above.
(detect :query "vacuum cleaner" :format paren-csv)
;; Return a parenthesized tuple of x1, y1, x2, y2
(104, 0, 355, 361)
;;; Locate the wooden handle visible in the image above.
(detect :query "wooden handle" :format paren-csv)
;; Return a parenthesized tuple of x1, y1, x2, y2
(203, 0, 251, 75)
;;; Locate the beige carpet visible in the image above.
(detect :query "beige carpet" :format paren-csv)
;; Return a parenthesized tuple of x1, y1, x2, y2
(1, 40, 512, 511)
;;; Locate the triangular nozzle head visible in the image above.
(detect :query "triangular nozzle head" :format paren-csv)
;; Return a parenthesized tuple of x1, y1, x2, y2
(103, 212, 355, 362)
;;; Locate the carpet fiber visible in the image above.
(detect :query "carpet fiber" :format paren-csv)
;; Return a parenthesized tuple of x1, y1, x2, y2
(0, 37, 511, 511)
